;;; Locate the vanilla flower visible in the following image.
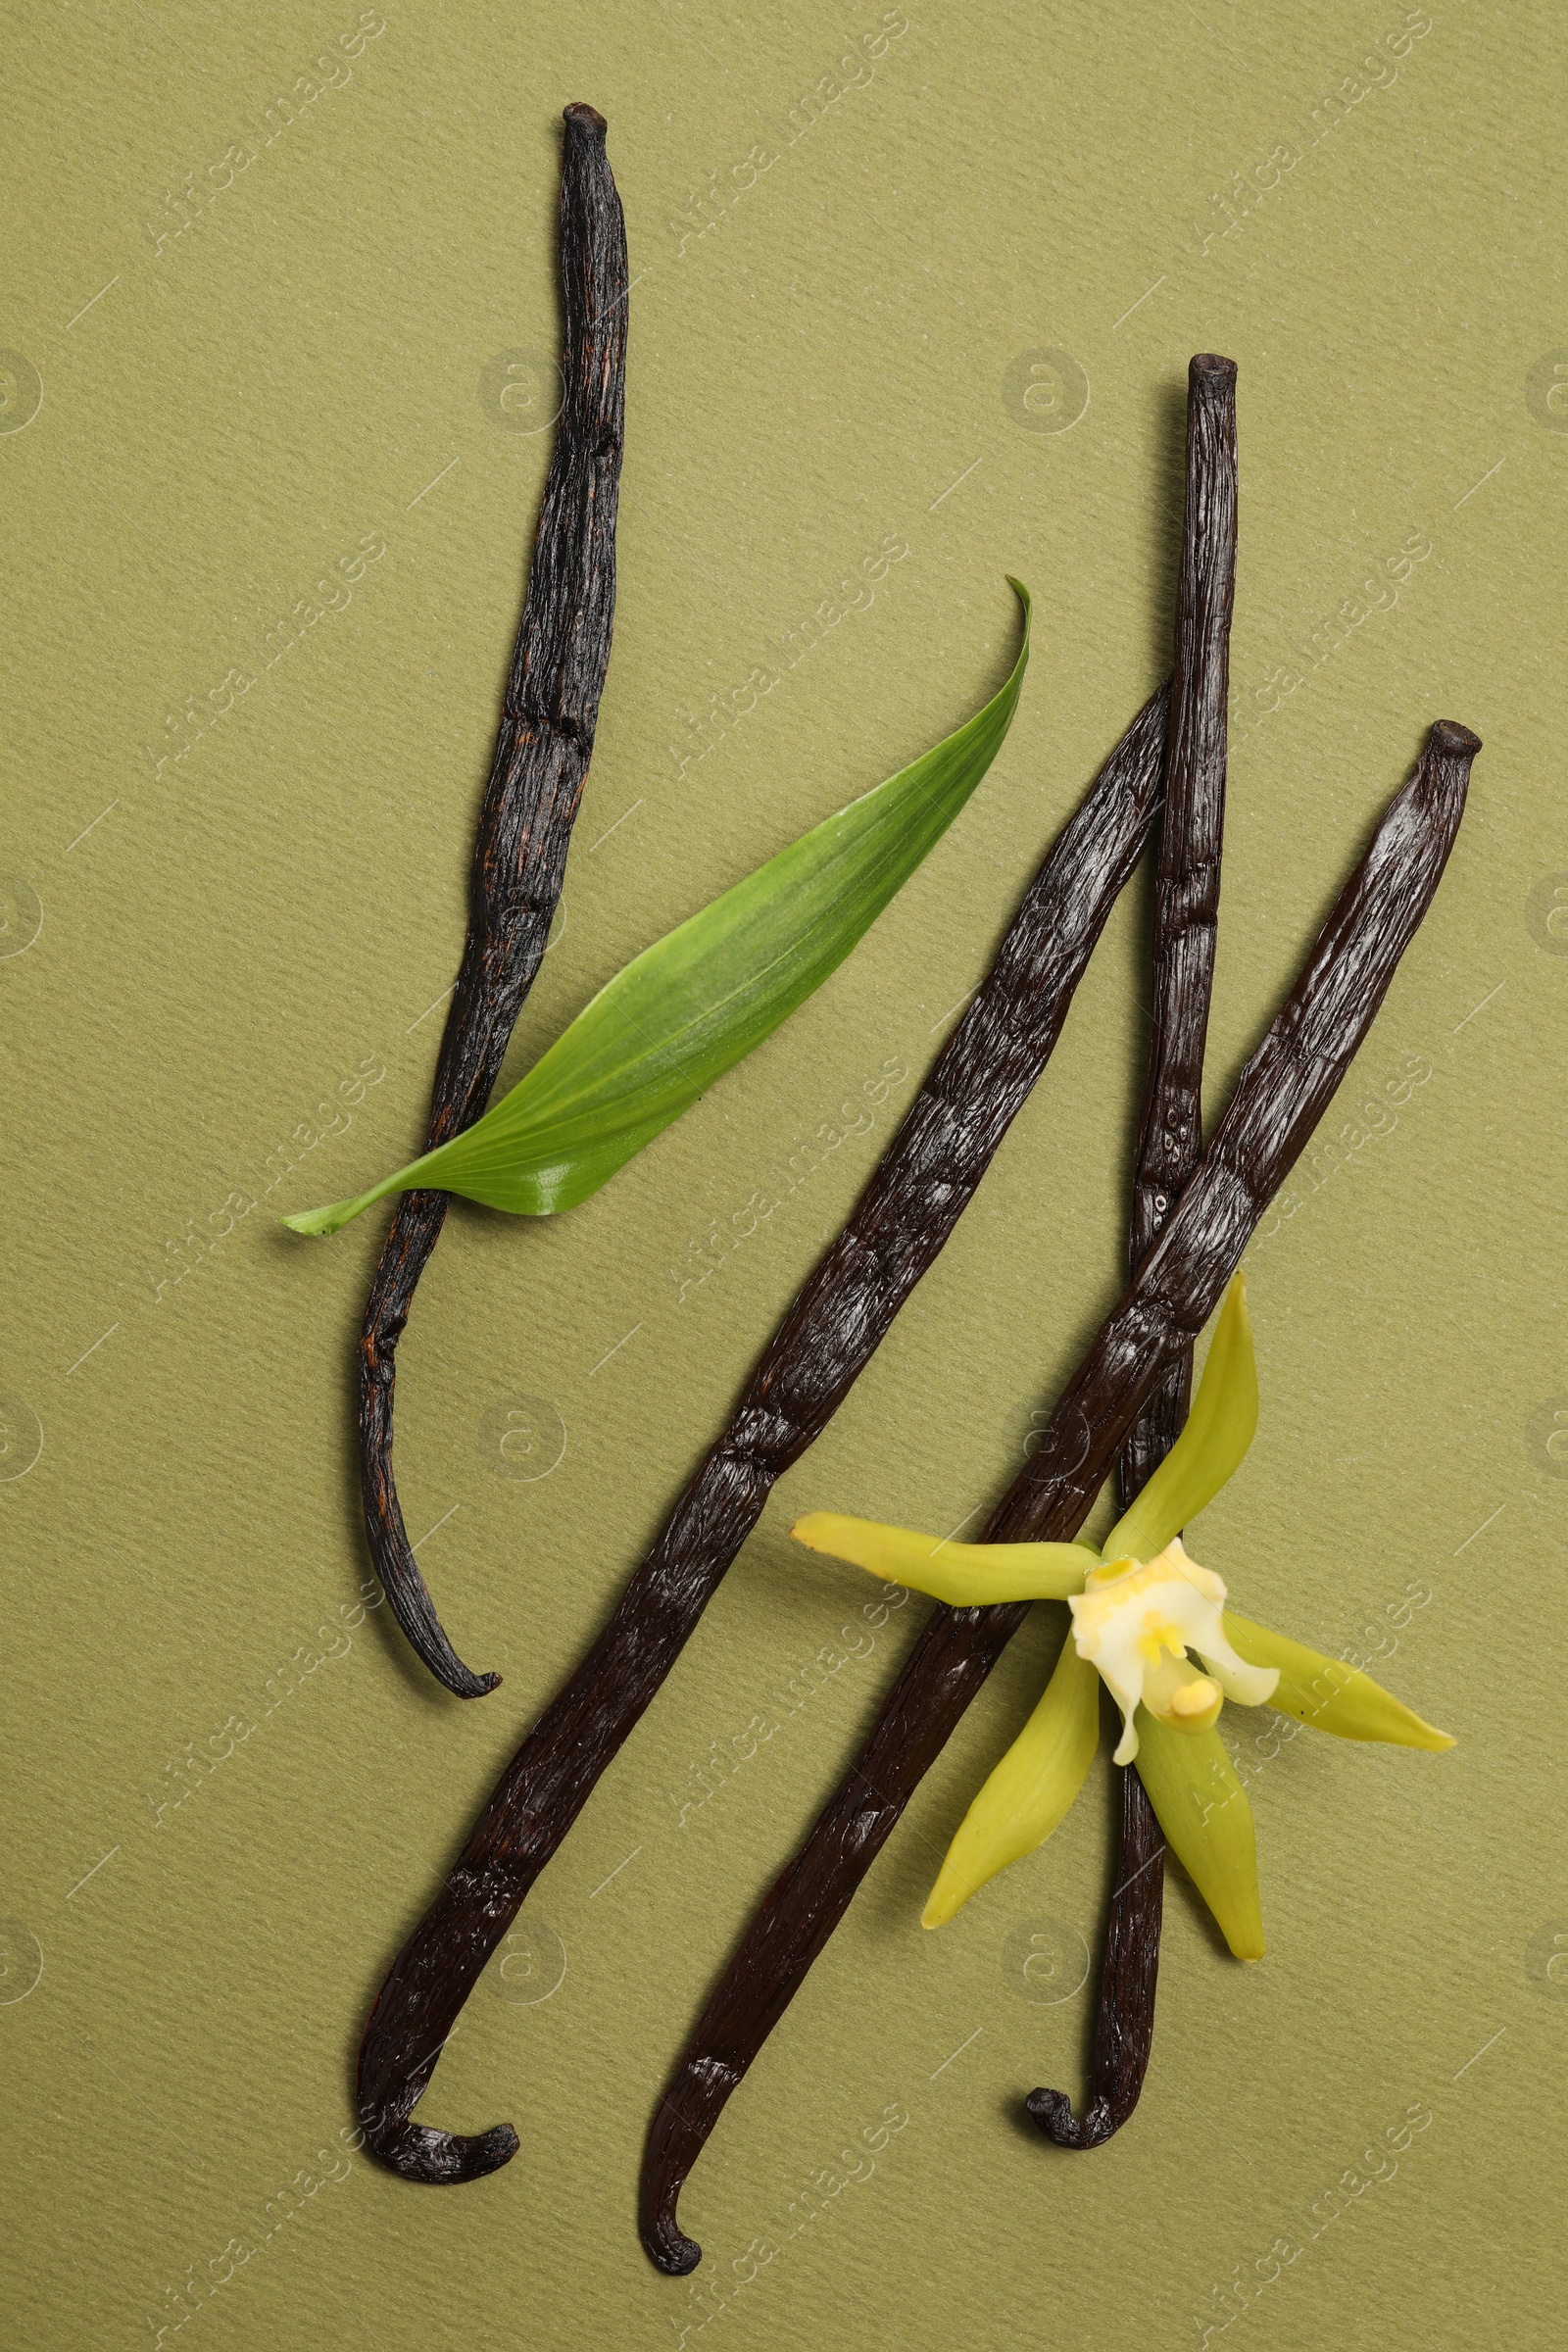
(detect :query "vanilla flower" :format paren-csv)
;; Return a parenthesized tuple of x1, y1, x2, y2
(791, 1273, 1452, 1959)
(1069, 1540, 1278, 1762)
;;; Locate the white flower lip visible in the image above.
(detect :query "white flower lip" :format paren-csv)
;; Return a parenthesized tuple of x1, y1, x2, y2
(1067, 1538, 1279, 1763)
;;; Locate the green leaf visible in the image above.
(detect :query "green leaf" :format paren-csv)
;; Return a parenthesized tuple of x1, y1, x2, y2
(1101, 1268, 1258, 1565)
(791, 1511, 1097, 1605)
(922, 1638, 1101, 1928)
(1135, 1710, 1265, 1959)
(1223, 1610, 1455, 1750)
(286, 583, 1032, 1234)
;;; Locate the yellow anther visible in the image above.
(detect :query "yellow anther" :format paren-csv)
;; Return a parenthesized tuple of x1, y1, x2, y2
(1169, 1677, 1221, 1719)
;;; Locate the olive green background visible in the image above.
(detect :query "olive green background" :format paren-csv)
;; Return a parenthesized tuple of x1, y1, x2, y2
(3, 3, 1565, 2346)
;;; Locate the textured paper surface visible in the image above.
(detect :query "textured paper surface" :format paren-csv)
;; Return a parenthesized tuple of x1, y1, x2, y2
(3, 6, 1565, 2346)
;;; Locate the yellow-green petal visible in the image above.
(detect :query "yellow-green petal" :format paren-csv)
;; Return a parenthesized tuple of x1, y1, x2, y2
(922, 1639, 1101, 1928)
(1134, 1710, 1265, 1959)
(790, 1512, 1097, 1605)
(1102, 1270, 1257, 1566)
(1223, 1610, 1454, 1750)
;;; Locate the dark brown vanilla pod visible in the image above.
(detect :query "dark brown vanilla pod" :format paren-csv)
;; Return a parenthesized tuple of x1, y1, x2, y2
(639, 718, 1478, 2274)
(1034, 351, 1238, 2152)
(356, 683, 1173, 2183)
(1122, 353, 1237, 1493)
(1028, 1763, 1165, 2151)
(359, 103, 627, 1699)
